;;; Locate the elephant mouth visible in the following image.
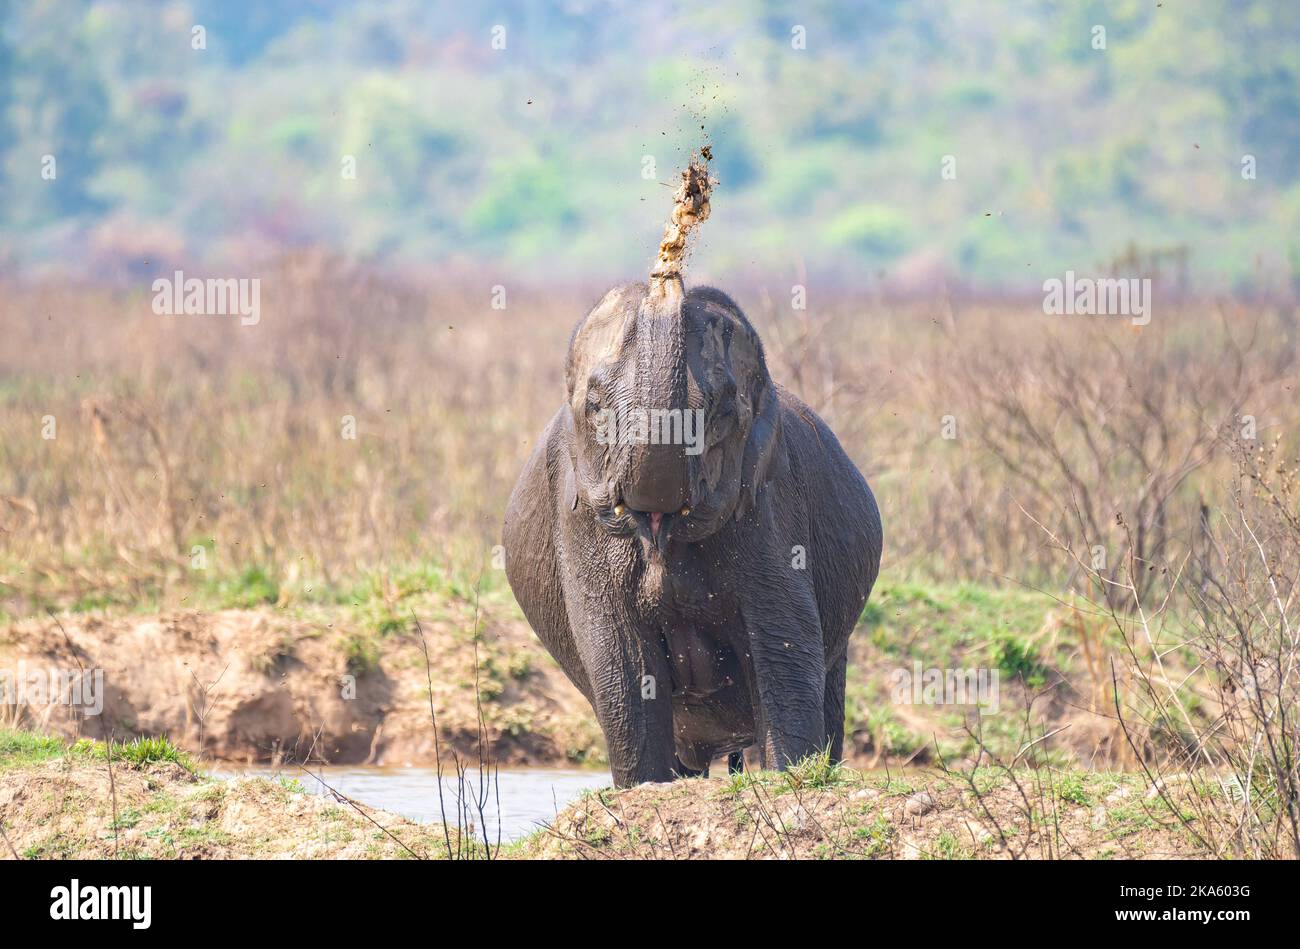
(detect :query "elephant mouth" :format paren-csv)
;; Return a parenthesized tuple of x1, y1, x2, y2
(623, 504, 692, 543)
(619, 506, 675, 554)
(602, 496, 712, 551)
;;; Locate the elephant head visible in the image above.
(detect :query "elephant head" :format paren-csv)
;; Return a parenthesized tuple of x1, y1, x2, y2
(555, 154, 783, 551)
(560, 279, 784, 551)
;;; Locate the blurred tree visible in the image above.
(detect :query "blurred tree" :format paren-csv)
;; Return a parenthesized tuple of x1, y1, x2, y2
(0, 0, 1293, 288)
(5, 3, 109, 220)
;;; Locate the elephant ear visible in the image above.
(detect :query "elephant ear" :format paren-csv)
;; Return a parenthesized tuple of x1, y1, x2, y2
(561, 454, 578, 512)
(684, 286, 785, 522)
(736, 379, 785, 520)
(559, 408, 580, 512)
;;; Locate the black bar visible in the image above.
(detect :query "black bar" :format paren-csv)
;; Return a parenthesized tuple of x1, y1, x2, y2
(2, 858, 1280, 933)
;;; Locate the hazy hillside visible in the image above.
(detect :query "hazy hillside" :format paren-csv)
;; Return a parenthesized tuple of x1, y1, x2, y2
(2, 0, 1298, 289)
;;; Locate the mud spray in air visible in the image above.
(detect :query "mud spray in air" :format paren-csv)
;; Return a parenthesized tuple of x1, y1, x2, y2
(648, 148, 715, 296)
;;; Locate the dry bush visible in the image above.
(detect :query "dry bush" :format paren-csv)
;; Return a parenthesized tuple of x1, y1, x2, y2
(1165, 439, 1300, 857)
(1023, 438, 1300, 857)
(755, 297, 1295, 590)
(944, 308, 1290, 599)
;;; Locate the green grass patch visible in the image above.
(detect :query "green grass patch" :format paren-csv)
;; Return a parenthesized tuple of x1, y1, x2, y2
(859, 581, 1053, 670)
(202, 565, 279, 609)
(0, 730, 93, 769)
(109, 735, 195, 772)
(782, 751, 847, 791)
(989, 633, 1050, 688)
(1056, 771, 1093, 806)
(0, 730, 195, 773)
(926, 829, 973, 860)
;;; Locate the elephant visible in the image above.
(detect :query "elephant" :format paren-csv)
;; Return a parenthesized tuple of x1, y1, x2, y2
(502, 277, 883, 788)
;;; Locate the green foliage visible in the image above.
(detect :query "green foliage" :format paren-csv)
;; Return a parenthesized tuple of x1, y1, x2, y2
(1056, 772, 1093, 806)
(926, 830, 973, 860)
(852, 815, 897, 857)
(723, 769, 761, 796)
(0, 731, 195, 773)
(341, 633, 381, 677)
(861, 581, 1052, 670)
(468, 157, 581, 248)
(109, 736, 195, 772)
(0, 730, 78, 768)
(989, 634, 1049, 689)
(782, 750, 846, 791)
(203, 566, 279, 609)
(825, 205, 911, 259)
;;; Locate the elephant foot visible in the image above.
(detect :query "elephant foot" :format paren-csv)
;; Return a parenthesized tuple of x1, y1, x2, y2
(728, 751, 744, 775)
(673, 756, 708, 779)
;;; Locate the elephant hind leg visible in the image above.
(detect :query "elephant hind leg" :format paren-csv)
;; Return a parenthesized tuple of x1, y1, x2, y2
(823, 652, 848, 763)
(727, 751, 744, 775)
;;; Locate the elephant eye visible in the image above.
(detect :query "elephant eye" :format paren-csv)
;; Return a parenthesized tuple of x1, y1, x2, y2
(706, 402, 736, 446)
(713, 381, 739, 417)
(585, 371, 613, 416)
(711, 394, 738, 425)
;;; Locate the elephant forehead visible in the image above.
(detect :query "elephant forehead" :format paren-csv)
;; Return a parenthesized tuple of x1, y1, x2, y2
(574, 309, 634, 367)
(566, 284, 643, 399)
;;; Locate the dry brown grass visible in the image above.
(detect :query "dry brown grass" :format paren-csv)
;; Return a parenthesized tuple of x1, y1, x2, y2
(1065, 439, 1300, 858)
(0, 255, 1295, 619)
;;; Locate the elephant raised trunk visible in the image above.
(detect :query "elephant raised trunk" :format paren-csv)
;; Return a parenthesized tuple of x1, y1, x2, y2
(623, 292, 690, 514)
(620, 154, 714, 516)
(648, 152, 712, 293)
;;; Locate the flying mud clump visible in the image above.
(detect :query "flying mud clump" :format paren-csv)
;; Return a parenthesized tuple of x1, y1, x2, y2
(647, 146, 715, 302)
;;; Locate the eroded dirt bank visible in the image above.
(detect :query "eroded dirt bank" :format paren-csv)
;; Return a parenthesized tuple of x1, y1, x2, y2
(0, 605, 600, 768)
(1, 582, 1134, 772)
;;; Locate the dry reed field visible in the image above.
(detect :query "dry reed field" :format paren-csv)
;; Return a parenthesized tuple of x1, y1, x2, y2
(1, 256, 1293, 612)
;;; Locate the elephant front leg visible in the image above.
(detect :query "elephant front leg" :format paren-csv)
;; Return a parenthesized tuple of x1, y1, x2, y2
(577, 620, 678, 787)
(741, 588, 827, 770)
